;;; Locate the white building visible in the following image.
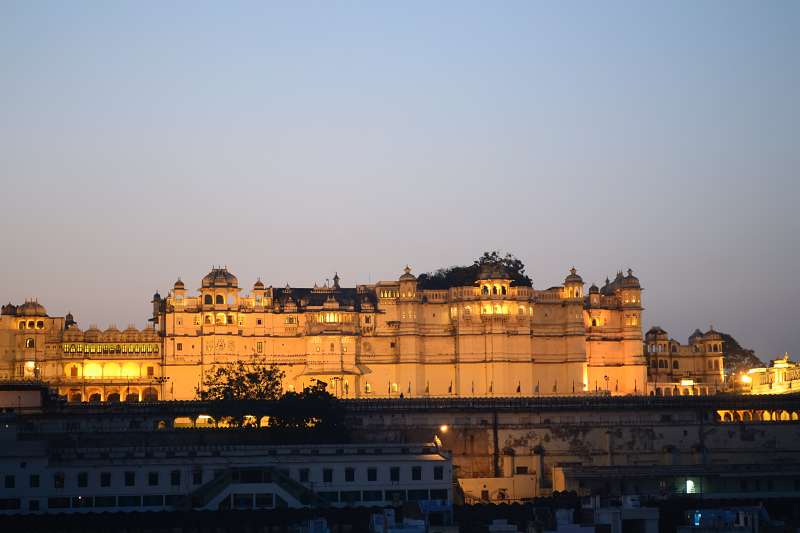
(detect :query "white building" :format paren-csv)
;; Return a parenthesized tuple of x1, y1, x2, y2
(0, 416, 451, 515)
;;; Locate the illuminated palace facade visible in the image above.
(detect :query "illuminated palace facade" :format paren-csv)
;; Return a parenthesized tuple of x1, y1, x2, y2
(0, 264, 649, 401)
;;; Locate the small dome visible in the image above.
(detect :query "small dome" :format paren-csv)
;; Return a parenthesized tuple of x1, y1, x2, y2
(399, 265, 417, 281)
(622, 268, 640, 288)
(477, 263, 511, 281)
(202, 267, 239, 288)
(17, 300, 47, 317)
(253, 278, 265, 290)
(647, 326, 668, 339)
(174, 278, 185, 290)
(704, 327, 722, 340)
(1, 303, 17, 316)
(588, 283, 599, 294)
(565, 267, 583, 284)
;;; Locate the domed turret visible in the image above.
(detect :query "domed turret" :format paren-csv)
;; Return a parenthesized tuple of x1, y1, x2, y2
(622, 268, 640, 288)
(399, 265, 416, 281)
(173, 278, 185, 290)
(253, 278, 265, 290)
(202, 267, 239, 288)
(17, 300, 47, 317)
(588, 283, 599, 294)
(565, 267, 583, 285)
(65, 311, 76, 328)
(477, 263, 511, 281)
(1, 303, 16, 316)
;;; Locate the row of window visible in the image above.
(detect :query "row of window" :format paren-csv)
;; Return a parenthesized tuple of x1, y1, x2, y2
(3, 469, 199, 490)
(61, 344, 159, 354)
(648, 343, 721, 354)
(650, 359, 720, 370)
(18, 320, 45, 330)
(2, 465, 444, 491)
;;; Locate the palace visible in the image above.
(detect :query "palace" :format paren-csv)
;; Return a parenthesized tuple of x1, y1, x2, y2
(0, 261, 649, 401)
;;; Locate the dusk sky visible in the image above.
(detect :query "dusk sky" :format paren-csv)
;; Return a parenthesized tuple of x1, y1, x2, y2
(1, 2, 797, 359)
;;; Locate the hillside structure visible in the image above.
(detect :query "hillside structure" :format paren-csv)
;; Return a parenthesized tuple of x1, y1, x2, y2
(0, 261, 652, 400)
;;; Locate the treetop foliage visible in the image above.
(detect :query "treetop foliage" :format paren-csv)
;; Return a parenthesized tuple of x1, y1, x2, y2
(416, 251, 533, 290)
(196, 360, 285, 401)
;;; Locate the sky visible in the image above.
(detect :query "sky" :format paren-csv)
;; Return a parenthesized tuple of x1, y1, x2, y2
(1, 1, 798, 360)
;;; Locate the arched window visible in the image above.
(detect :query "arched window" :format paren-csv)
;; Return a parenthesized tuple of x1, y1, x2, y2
(591, 318, 598, 327)
(650, 359, 657, 368)
(215, 313, 226, 325)
(658, 360, 666, 369)
(492, 286, 498, 295)
(27, 320, 34, 329)
(671, 345, 677, 353)
(18, 322, 25, 330)
(204, 294, 213, 305)
(142, 387, 158, 401)
(714, 360, 719, 370)
(481, 286, 489, 296)
(89, 393, 101, 402)
(36, 320, 44, 329)
(672, 360, 679, 370)
(70, 366, 78, 377)
(215, 295, 224, 305)
(501, 286, 507, 295)
(708, 360, 713, 370)
(204, 314, 212, 325)
(25, 338, 35, 348)
(107, 393, 120, 403)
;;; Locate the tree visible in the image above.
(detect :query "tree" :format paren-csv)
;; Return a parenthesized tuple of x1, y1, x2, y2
(195, 360, 285, 401)
(269, 379, 343, 434)
(416, 251, 532, 289)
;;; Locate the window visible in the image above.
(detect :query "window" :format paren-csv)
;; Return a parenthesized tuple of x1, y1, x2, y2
(390, 467, 400, 482)
(363, 490, 382, 502)
(299, 468, 309, 483)
(29, 474, 39, 488)
(714, 360, 720, 370)
(70, 366, 78, 377)
(672, 360, 679, 370)
(431, 489, 448, 500)
(345, 467, 355, 482)
(658, 360, 666, 369)
(256, 319, 262, 325)
(204, 295, 213, 305)
(118, 495, 141, 507)
(28, 500, 39, 511)
(147, 366, 154, 377)
(100, 472, 111, 487)
(367, 467, 377, 481)
(36, 320, 44, 329)
(323, 469, 333, 483)
(255, 493, 274, 508)
(256, 342, 263, 353)
(177, 343, 183, 351)
(143, 495, 164, 507)
(215, 295, 224, 305)
(515, 466, 528, 474)
(408, 489, 429, 501)
(340, 490, 362, 504)
(411, 466, 422, 481)
(4, 475, 14, 489)
(148, 472, 159, 486)
(77, 472, 88, 488)
(434, 466, 444, 480)
(171, 470, 181, 486)
(53, 472, 64, 489)
(125, 471, 135, 486)
(192, 470, 202, 485)
(25, 338, 34, 348)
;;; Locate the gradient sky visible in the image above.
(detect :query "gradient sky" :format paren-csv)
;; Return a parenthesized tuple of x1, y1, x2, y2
(1, 2, 798, 359)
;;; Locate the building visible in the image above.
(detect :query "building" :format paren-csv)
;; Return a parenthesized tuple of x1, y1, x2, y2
(0, 261, 648, 400)
(0, 413, 452, 515)
(740, 354, 800, 395)
(644, 327, 726, 396)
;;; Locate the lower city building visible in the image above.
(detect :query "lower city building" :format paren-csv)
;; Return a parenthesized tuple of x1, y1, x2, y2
(4, 260, 652, 400)
(0, 409, 451, 515)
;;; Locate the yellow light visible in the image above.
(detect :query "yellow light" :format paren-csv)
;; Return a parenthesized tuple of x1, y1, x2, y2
(740, 374, 752, 384)
(439, 424, 449, 433)
(680, 379, 694, 386)
(24, 361, 35, 371)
